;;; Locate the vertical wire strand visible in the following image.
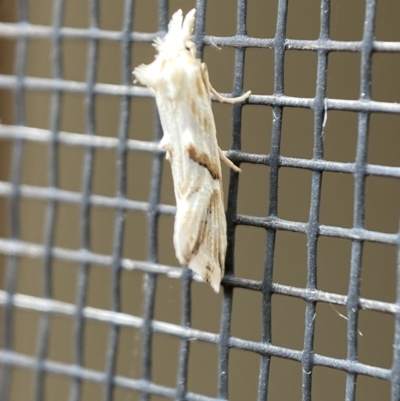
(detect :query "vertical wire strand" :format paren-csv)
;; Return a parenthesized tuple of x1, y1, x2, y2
(257, 0, 288, 400)
(176, 267, 192, 401)
(139, 2, 168, 400)
(103, 1, 134, 400)
(0, 1, 28, 399)
(33, 1, 64, 400)
(217, 0, 249, 398)
(345, 1, 376, 400)
(392, 224, 400, 400)
(301, 1, 330, 400)
(69, 1, 99, 400)
(139, 106, 163, 400)
(194, 0, 206, 58)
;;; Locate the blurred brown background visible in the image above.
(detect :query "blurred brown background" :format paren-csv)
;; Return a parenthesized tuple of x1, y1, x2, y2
(0, 0, 400, 400)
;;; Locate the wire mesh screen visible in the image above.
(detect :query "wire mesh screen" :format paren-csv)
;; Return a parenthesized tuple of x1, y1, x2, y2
(0, 0, 400, 400)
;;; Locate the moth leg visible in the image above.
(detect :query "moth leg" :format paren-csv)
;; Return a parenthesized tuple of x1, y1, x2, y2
(200, 62, 212, 94)
(211, 87, 251, 104)
(218, 148, 241, 172)
(201, 63, 251, 104)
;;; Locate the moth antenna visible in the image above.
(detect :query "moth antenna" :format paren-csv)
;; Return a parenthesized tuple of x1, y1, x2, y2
(182, 8, 196, 37)
(168, 9, 183, 34)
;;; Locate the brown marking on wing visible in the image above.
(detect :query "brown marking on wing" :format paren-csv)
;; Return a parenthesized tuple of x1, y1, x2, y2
(196, 76, 204, 97)
(187, 144, 221, 180)
(191, 183, 201, 196)
(190, 99, 196, 115)
(180, 179, 202, 201)
(207, 192, 215, 214)
(170, 66, 183, 89)
(202, 116, 211, 133)
(191, 101, 211, 134)
(192, 216, 207, 256)
(210, 189, 225, 271)
(218, 249, 225, 272)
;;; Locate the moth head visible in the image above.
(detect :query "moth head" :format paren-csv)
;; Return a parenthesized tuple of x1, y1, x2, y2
(153, 8, 197, 58)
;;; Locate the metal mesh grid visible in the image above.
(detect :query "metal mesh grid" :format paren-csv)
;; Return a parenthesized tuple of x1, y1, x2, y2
(0, 0, 399, 400)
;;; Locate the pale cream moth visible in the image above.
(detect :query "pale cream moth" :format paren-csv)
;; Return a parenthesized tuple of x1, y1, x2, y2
(133, 8, 251, 292)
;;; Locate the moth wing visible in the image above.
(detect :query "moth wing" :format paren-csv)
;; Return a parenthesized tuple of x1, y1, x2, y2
(167, 67, 225, 292)
(173, 173, 226, 292)
(186, 186, 227, 292)
(173, 165, 213, 263)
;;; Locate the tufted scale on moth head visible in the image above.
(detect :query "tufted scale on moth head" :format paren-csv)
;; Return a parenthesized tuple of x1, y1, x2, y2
(153, 9, 197, 58)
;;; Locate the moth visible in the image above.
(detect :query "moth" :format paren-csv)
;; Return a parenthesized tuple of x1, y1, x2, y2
(133, 8, 250, 292)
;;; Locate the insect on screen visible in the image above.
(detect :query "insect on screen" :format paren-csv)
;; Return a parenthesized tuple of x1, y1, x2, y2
(0, 1, 400, 401)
